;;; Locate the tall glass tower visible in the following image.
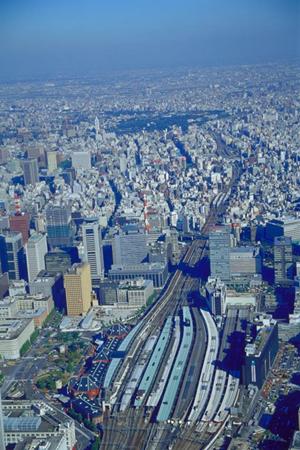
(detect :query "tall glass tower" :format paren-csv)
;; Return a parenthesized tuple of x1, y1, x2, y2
(209, 226, 231, 282)
(46, 203, 74, 248)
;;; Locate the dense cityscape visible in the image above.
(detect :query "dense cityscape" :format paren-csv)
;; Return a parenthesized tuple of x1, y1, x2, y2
(0, 61, 299, 450)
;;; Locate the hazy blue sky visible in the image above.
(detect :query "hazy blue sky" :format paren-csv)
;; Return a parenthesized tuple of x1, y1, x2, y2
(0, 0, 299, 79)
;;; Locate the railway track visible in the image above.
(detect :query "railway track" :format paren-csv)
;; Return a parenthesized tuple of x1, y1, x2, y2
(100, 163, 242, 449)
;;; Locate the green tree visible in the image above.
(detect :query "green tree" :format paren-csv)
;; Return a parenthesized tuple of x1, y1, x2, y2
(91, 437, 101, 450)
(20, 340, 31, 356)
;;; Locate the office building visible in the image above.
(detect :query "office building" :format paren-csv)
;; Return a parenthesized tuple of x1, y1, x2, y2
(108, 262, 168, 288)
(0, 390, 4, 450)
(266, 217, 300, 243)
(45, 249, 72, 274)
(30, 271, 66, 311)
(0, 272, 9, 300)
(46, 203, 74, 248)
(117, 279, 154, 307)
(0, 231, 27, 281)
(0, 293, 54, 328)
(47, 150, 58, 172)
(244, 315, 279, 389)
(113, 229, 148, 265)
(8, 280, 26, 297)
(229, 246, 262, 277)
(0, 318, 35, 359)
(2, 399, 76, 449)
(82, 221, 104, 283)
(9, 212, 30, 244)
(25, 233, 48, 282)
(71, 151, 91, 170)
(0, 147, 9, 165)
(209, 226, 231, 282)
(21, 158, 39, 186)
(64, 262, 92, 316)
(99, 280, 118, 305)
(205, 277, 227, 316)
(274, 236, 293, 284)
(148, 241, 168, 264)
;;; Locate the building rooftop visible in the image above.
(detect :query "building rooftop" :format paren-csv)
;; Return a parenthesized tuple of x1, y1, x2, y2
(0, 318, 33, 340)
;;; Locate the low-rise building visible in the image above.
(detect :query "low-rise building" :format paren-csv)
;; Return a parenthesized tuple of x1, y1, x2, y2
(2, 400, 76, 450)
(117, 279, 154, 307)
(108, 262, 168, 288)
(0, 293, 54, 328)
(0, 318, 35, 359)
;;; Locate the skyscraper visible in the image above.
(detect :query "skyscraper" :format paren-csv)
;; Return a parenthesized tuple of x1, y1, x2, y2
(274, 236, 293, 284)
(0, 231, 27, 281)
(9, 212, 30, 244)
(25, 233, 48, 282)
(205, 277, 227, 316)
(82, 221, 104, 284)
(64, 262, 92, 316)
(46, 203, 73, 248)
(95, 116, 100, 134)
(22, 158, 39, 186)
(113, 229, 148, 265)
(46, 150, 58, 172)
(209, 226, 231, 282)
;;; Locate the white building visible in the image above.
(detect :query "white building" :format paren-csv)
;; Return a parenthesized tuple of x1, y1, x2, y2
(0, 318, 35, 359)
(82, 221, 104, 283)
(25, 233, 48, 282)
(2, 400, 76, 450)
(205, 277, 227, 316)
(71, 151, 91, 170)
(117, 279, 154, 307)
(47, 150, 58, 172)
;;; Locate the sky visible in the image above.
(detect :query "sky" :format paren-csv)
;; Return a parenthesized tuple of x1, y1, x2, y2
(0, 0, 299, 80)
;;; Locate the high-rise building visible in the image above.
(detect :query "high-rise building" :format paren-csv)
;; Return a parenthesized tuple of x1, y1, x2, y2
(46, 204, 73, 248)
(47, 150, 58, 172)
(229, 246, 262, 278)
(209, 226, 231, 282)
(25, 233, 48, 282)
(266, 217, 300, 244)
(274, 236, 293, 284)
(95, 116, 100, 134)
(113, 230, 148, 266)
(0, 147, 9, 165)
(64, 263, 92, 316)
(45, 249, 72, 274)
(244, 315, 279, 389)
(0, 390, 5, 450)
(9, 213, 30, 244)
(71, 151, 91, 170)
(82, 221, 104, 284)
(21, 158, 39, 186)
(205, 277, 227, 316)
(0, 231, 27, 281)
(30, 271, 66, 311)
